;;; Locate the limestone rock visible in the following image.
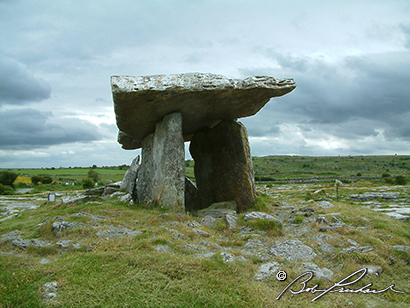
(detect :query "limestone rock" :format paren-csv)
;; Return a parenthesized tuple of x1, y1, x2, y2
(136, 113, 185, 212)
(224, 213, 238, 230)
(96, 225, 142, 239)
(243, 211, 283, 227)
(120, 155, 140, 194)
(392, 245, 410, 253)
(255, 262, 281, 280)
(82, 187, 105, 196)
(341, 246, 374, 253)
(220, 252, 235, 262)
(62, 194, 96, 204)
(300, 263, 333, 280)
(190, 120, 256, 211)
(111, 73, 296, 149)
(267, 239, 317, 262)
(316, 201, 335, 208)
(51, 221, 87, 236)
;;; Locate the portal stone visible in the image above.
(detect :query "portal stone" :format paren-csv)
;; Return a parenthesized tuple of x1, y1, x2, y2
(189, 119, 256, 212)
(136, 113, 185, 212)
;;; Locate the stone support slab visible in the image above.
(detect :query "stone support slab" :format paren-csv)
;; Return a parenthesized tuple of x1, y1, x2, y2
(189, 119, 256, 212)
(136, 112, 185, 212)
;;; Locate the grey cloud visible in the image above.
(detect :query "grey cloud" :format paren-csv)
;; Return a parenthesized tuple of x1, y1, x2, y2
(238, 49, 410, 146)
(0, 56, 51, 105)
(0, 108, 102, 149)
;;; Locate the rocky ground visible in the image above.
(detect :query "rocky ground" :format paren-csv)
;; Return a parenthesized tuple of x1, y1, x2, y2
(1, 183, 409, 307)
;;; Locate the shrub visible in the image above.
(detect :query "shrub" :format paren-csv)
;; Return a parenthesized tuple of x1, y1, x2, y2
(382, 173, 391, 178)
(0, 171, 18, 187)
(395, 175, 407, 185)
(82, 178, 95, 189)
(88, 169, 100, 183)
(0, 184, 14, 195)
(31, 175, 53, 185)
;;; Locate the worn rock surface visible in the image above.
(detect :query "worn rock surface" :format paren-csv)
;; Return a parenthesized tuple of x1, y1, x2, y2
(136, 113, 185, 211)
(267, 239, 317, 262)
(120, 155, 140, 194)
(111, 73, 296, 149)
(190, 120, 256, 211)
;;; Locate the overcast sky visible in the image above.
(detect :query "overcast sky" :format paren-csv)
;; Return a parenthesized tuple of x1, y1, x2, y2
(1, 0, 409, 168)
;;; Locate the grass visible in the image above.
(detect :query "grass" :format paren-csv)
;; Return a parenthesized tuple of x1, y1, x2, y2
(1, 156, 410, 307)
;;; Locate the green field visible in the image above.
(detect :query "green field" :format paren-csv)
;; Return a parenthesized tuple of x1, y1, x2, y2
(1, 155, 409, 194)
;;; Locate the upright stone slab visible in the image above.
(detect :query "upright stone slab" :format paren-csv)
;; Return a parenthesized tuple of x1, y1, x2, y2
(120, 155, 140, 194)
(135, 134, 155, 204)
(153, 112, 185, 212)
(189, 119, 256, 212)
(136, 113, 185, 212)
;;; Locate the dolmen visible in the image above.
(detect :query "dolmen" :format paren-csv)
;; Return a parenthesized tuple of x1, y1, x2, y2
(111, 73, 296, 213)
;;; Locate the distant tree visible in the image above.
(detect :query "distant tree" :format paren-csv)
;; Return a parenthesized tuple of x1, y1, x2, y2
(0, 171, 18, 188)
(92, 164, 98, 169)
(395, 175, 407, 185)
(88, 169, 100, 183)
(31, 175, 42, 185)
(41, 175, 53, 184)
(82, 178, 95, 189)
(0, 183, 15, 195)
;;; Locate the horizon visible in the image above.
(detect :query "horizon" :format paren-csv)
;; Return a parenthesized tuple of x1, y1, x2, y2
(1, 153, 408, 170)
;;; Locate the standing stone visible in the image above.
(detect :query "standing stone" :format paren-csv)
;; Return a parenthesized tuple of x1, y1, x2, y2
(120, 155, 140, 194)
(190, 119, 256, 212)
(135, 134, 155, 204)
(185, 177, 203, 212)
(136, 113, 185, 212)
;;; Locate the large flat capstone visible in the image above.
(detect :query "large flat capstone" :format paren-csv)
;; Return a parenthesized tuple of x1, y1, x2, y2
(111, 73, 296, 149)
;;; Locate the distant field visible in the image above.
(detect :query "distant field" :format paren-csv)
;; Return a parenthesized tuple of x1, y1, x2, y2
(5, 168, 127, 176)
(2, 155, 409, 186)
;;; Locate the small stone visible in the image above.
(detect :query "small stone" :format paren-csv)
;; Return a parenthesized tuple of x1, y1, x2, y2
(267, 239, 317, 262)
(300, 263, 333, 280)
(96, 226, 142, 239)
(52, 221, 87, 236)
(200, 215, 217, 229)
(254, 262, 280, 280)
(318, 242, 335, 254)
(243, 211, 283, 227)
(72, 243, 82, 249)
(316, 201, 335, 208)
(220, 252, 235, 262)
(40, 258, 52, 264)
(187, 221, 201, 228)
(363, 265, 382, 275)
(1, 230, 20, 242)
(56, 240, 72, 248)
(224, 213, 238, 229)
(341, 246, 374, 253)
(42, 293, 57, 301)
(154, 245, 171, 253)
(392, 245, 410, 253)
(192, 228, 211, 237)
(43, 281, 58, 293)
(316, 217, 329, 224)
